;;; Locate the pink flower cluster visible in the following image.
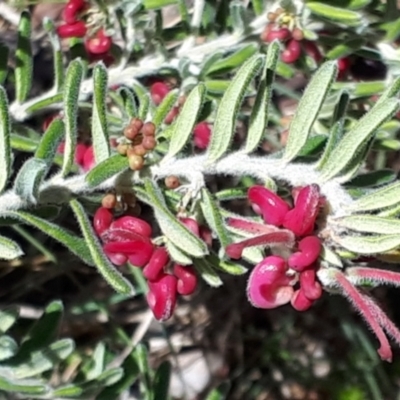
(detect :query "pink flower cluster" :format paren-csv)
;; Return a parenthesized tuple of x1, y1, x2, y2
(93, 208, 201, 321)
(226, 184, 323, 311)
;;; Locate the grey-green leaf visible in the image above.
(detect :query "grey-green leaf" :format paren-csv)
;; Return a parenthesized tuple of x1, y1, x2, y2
(0, 336, 18, 361)
(144, 179, 208, 257)
(193, 258, 223, 287)
(70, 199, 134, 294)
(0, 87, 11, 193)
(245, 41, 279, 153)
(283, 61, 337, 162)
(0, 308, 18, 333)
(333, 215, 400, 234)
(153, 88, 179, 128)
(85, 154, 129, 188)
(166, 84, 205, 159)
(320, 97, 400, 180)
(333, 233, 400, 254)
(5, 210, 94, 265)
(35, 118, 64, 166)
(165, 239, 193, 265)
(62, 59, 84, 177)
(0, 374, 48, 395)
(92, 63, 110, 164)
(206, 54, 264, 163)
(200, 188, 230, 252)
(15, 11, 32, 103)
(346, 181, 400, 212)
(14, 158, 47, 204)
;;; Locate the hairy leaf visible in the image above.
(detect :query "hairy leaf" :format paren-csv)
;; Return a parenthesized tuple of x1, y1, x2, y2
(193, 258, 223, 287)
(306, 2, 362, 26)
(13, 158, 47, 204)
(333, 233, 400, 254)
(321, 98, 399, 180)
(34, 118, 64, 167)
(70, 199, 134, 294)
(166, 84, 205, 159)
(207, 54, 264, 163)
(333, 215, 400, 234)
(0, 235, 23, 260)
(153, 89, 179, 128)
(245, 41, 279, 153)
(86, 154, 129, 187)
(92, 63, 110, 164)
(144, 179, 208, 257)
(283, 61, 337, 162)
(15, 11, 32, 103)
(62, 59, 84, 177)
(0, 87, 12, 193)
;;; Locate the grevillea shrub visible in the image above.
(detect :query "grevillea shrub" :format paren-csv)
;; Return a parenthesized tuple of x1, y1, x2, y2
(3, 0, 400, 397)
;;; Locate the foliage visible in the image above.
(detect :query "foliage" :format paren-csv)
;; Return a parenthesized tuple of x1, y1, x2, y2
(1, 0, 400, 398)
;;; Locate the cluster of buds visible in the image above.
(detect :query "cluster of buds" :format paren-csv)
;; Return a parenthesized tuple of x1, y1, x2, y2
(93, 208, 201, 320)
(57, 0, 113, 62)
(226, 184, 324, 311)
(261, 9, 321, 64)
(117, 118, 157, 171)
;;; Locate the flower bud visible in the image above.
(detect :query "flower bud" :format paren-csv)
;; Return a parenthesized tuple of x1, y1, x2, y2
(248, 185, 290, 226)
(57, 21, 87, 38)
(147, 274, 178, 321)
(93, 207, 113, 236)
(193, 122, 211, 149)
(288, 236, 321, 271)
(104, 240, 153, 267)
(85, 29, 112, 55)
(173, 264, 198, 295)
(143, 247, 169, 281)
(291, 289, 313, 311)
(299, 269, 322, 300)
(110, 216, 152, 238)
(281, 39, 302, 64)
(150, 82, 170, 105)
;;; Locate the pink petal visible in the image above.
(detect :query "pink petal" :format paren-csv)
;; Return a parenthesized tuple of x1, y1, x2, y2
(248, 186, 290, 226)
(283, 184, 321, 236)
(82, 146, 95, 171)
(110, 216, 152, 238)
(333, 270, 392, 362)
(291, 289, 313, 311)
(147, 274, 178, 321)
(288, 236, 321, 271)
(299, 269, 322, 300)
(93, 207, 113, 236)
(226, 230, 294, 259)
(143, 247, 170, 281)
(193, 122, 211, 149)
(179, 218, 200, 237)
(101, 228, 150, 245)
(103, 250, 128, 266)
(247, 256, 293, 309)
(173, 264, 198, 295)
(226, 217, 279, 235)
(103, 241, 154, 267)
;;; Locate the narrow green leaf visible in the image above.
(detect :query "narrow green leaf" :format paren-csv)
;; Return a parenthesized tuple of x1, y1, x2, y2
(13, 158, 47, 204)
(34, 118, 64, 166)
(153, 361, 171, 400)
(70, 199, 134, 294)
(43, 18, 64, 91)
(0, 87, 11, 193)
(166, 84, 205, 159)
(165, 239, 193, 265)
(52, 385, 83, 397)
(86, 154, 129, 187)
(0, 336, 18, 361)
(283, 61, 337, 162)
(346, 169, 397, 188)
(85, 342, 105, 380)
(200, 188, 230, 251)
(5, 210, 94, 265)
(208, 254, 247, 275)
(15, 11, 32, 103)
(326, 38, 365, 60)
(321, 244, 343, 268)
(118, 87, 137, 118)
(18, 301, 63, 359)
(320, 98, 399, 180)
(144, 179, 208, 257)
(0, 44, 9, 85)
(62, 59, 84, 177)
(346, 182, 400, 212)
(133, 82, 150, 121)
(14, 339, 74, 379)
(193, 258, 223, 287)
(306, 2, 362, 26)
(207, 54, 264, 163)
(92, 63, 110, 164)
(333, 215, 400, 234)
(0, 308, 19, 333)
(153, 89, 179, 128)
(376, 76, 400, 105)
(0, 375, 48, 395)
(332, 91, 350, 123)
(0, 236, 24, 260)
(245, 41, 279, 153)
(333, 233, 400, 254)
